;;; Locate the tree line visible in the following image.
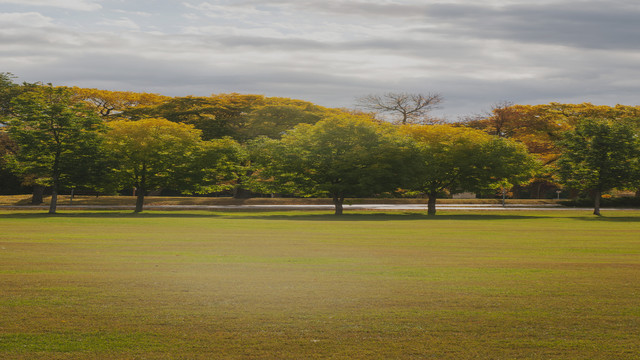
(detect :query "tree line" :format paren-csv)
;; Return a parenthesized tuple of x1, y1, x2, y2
(1, 73, 639, 216)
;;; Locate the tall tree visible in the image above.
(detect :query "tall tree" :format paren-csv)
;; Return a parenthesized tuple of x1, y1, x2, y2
(557, 118, 640, 216)
(251, 115, 420, 215)
(7, 85, 107, 213)
(402, 124, 538, 215)
(356, 92, 443, 124)
(105, 118, 244, 212)
(106, 118, 202, 212)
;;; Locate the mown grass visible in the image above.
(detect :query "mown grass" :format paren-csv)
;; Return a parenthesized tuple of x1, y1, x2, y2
(0, 194, 559, 206)
(1, 210, 639, 359)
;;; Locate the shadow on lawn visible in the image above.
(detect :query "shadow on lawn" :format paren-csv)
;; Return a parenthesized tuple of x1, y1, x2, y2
(569, 216, 640, 222)
(2, 210, 639, 222)
(230, 213, 553, 221)
(0, 211, 225, 219)
(0, 210, 546, 221)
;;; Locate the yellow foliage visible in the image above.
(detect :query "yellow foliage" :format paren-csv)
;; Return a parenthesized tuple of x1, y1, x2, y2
(67, 87, 170, 117)
(400, 124, 492, 145)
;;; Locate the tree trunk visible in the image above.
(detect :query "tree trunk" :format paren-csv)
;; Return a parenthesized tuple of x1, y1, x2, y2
(635, 188, 640, 198)
(332, 195, 344, 216)
(427, 192, 437, 216)
(31, 185, 44, 205)
(135, 189, 145, 213)
(593, 189, 601, 216)
(49, 187, 58, 214)
(48, 160, 61, 214)
(233, 186, 252, 199)
(135, 165, 146, 213)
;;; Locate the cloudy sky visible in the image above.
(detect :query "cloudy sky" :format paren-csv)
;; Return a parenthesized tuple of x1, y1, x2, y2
(1, 0, 638, 120)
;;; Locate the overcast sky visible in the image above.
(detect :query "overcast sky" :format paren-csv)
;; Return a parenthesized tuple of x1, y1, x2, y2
(1, 0, 639, 120)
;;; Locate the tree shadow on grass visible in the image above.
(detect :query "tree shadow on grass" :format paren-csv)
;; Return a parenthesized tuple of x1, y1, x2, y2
(0, 211, 225, 219)
(2, 210, 638, 222)
(229, 212, 553, 221)
(568, 216, 640, 223)
(0, 210, 547, 221)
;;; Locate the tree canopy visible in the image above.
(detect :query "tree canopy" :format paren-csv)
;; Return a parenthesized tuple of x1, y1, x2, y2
(251, 114, 420, 214)
(6, 85, 107, 213)
(401, 124, 538, 215)
(557, 118, 640, 215)
(105, 118, 204, 212)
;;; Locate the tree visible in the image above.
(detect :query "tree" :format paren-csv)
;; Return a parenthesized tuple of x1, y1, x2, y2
(0, 73, 25, 193)
(190, 137, 248, 195)
(7, 85, 107, 213)
(0, 131, 28, 194)
(122, 94, 339, 142)
(106, 118, 210, 212)
(356, 92, 443, 124)
(0, 72, 19, 123)
(557, 118, 640, 216)
(461, 102, 640, 198)
(121, 94, 265, 140)
(251, 115, 420, 215)
(401, 124, 538, 215)
(68, 87, 170, 118)
(235, 103, 327, 140)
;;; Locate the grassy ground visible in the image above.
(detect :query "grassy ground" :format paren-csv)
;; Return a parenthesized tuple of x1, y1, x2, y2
(1, 210, 639, 359)
(0, 194, 559, 206)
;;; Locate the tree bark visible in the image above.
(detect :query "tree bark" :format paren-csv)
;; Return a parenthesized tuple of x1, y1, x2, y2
(49, 160, 60, 214)
(593, 189, 601, 216)
(31, 185, 44, 205)
(332, 194, 344, 216)
(49, 187, 58, 214)
(427, 192, 437, 216)
(135, 164, 146, 213)
(135, 190, 145, 213)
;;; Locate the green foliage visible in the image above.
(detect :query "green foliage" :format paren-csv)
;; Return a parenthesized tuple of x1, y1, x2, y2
(190, 137, 248, 194)
(105, 118, 204, 211)
(121, 94, 336, 142)
(251, 114, 420, 214)
(402, 125, 538, 214)
(6, 85, 108, 212)
(236, 104, 324, 140)
(120, 94, 265, 140)
(557, 118, 640, 214)
(0, 72, 18, 122)
(0, 131, 27, 194)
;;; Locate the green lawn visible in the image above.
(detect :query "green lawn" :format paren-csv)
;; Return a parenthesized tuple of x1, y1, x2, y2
(1, 210, 639, 359)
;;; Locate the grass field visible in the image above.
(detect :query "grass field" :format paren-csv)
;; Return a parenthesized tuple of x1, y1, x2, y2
(0, 194, 560, 206)
(1, 210, 639, 359)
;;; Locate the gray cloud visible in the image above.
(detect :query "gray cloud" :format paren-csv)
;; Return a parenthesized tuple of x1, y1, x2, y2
(2, 1, 639, 120)
(421, 2, 640, 50)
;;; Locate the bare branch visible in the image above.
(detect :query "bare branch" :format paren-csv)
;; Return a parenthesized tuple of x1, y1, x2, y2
(356, 92, 443, 124)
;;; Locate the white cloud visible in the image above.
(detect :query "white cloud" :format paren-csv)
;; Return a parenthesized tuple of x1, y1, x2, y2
(98, 17, 140, 31)
(0, 0, 102, 11)
(0, 12, 53, 27)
